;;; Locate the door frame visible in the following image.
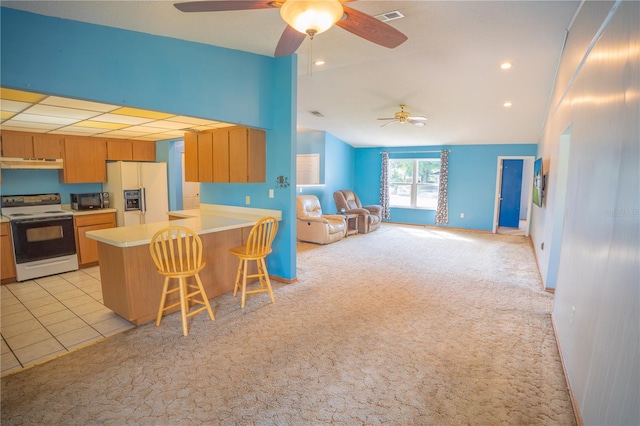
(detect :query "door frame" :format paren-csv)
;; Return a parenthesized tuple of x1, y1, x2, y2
(492, 156, 535, 236)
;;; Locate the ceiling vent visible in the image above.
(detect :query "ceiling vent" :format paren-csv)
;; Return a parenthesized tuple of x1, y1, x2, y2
(375, 10, 405, 23)
(309, 110, 324, 117)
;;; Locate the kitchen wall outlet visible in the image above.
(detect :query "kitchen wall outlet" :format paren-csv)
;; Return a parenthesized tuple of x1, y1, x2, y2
(245, 196, 250, 205)
(269, 189, 274, 198)
(570, 306, 576, 323)
(460, 213, 465, 218)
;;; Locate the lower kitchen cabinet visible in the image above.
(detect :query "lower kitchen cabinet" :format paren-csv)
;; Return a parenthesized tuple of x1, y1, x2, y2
(1, 222, 16, 283)
(74, 212, 116, 266)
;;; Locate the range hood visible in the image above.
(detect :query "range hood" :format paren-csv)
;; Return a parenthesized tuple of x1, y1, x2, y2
(0, 157, 63, 170)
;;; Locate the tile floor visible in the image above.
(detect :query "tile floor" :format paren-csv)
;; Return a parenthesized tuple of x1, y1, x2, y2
(1, 266, 134, 377)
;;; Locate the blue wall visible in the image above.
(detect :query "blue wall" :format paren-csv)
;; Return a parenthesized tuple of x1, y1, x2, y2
(296, 131, 354, 214)
(354, 144, 537, 231)
(0, 7, 297, 280)
(0, 170, 102, 203)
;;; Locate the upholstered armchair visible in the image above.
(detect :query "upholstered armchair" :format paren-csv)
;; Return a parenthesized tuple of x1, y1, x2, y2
(296, 195, 346, 245)
(333, 190, 382, 234)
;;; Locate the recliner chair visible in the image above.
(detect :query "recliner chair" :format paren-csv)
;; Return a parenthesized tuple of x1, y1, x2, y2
(333, 190, 382, 234)
(296, 195, 346, 244)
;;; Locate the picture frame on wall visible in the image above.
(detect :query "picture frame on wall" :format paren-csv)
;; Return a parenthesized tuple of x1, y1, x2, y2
(533, 157, 544, 207)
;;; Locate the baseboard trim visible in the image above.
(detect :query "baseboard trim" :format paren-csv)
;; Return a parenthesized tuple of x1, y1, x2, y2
(270, 275, 297, 284)
(383, 221, 493, 234)
(551, 314, 584, 426)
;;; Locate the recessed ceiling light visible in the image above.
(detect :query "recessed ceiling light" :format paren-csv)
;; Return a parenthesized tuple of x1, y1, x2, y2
(314, 59, 325, 66)
(500, 62, 513, 70)
(503, 102, 513, 107)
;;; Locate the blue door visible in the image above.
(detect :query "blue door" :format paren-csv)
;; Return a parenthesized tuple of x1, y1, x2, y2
(498, 159, 523, 227)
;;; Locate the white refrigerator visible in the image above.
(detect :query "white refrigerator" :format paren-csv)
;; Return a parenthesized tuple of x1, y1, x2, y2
(104, 161, 169, 227)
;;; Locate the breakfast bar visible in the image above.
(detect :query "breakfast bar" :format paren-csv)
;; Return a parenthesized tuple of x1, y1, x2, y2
(86, 204, 282, 326)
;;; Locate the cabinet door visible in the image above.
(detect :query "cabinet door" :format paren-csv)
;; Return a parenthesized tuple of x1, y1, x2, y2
(106, 139, 133, 160)
(60, 137, 107, 183)
(184, 132, 199, 182)
(1, 131, 33, 157)
(212, 129, 230, 182)
(132, 140, 156, 161)
(197, 132, 214, 182)
(76, 222, 114, 265)
(1, 223, 16, 282)
(229, 127, 249, 183)
(33, 134, 63, 159)
(247, 128, 266, 183)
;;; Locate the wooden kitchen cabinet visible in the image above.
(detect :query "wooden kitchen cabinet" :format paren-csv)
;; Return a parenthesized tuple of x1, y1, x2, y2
(229, 126, 265, 183)
(0, 131, 62, 159)
(106, 139, 156, 161)
(1, 222, 16, 283)
(59, 136, 107, 183)
(74, 212, 116, 266)
(184, 126, 265, 183)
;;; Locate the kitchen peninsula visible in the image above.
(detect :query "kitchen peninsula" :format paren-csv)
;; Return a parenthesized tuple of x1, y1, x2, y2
(86, 204, 282, 325)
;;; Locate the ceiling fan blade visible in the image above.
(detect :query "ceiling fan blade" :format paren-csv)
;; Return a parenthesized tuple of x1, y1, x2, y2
(174, 1, 275, 13)
(337, 5, 408, 49)
(381, 120, 399, 127)
(377, 117, 396, 121)
(408, 116, 428, 121)
(408, 119, 426, 127)
(274, 25, 307, 57)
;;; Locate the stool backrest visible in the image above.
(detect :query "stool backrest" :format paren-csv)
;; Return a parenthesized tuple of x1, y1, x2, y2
(243, 216, 278, 256)
(150, 226, 203, 274)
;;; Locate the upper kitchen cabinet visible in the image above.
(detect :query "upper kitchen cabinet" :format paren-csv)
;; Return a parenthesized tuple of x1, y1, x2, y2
(184, 126, 265, 183)
(229, 127, 265, 183)
(106, 139, 156, 161)
(59, 136, 107, 183)
(1, 131, 63, 159)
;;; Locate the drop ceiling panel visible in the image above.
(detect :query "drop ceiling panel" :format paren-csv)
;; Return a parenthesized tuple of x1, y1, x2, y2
(0, 88, 234, 141)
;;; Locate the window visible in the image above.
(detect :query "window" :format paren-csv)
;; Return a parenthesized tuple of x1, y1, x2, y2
(389, 158, 440, 209)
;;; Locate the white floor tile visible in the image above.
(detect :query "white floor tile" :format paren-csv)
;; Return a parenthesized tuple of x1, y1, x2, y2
(1, 318, 43, 339)
(37, 309, 78, 327)
(13, 338, 66, 366)
(29, 301, 68, 318)
(46, 317, 89, 337)
(1, 302, 28, 318)
(1, 310, 36, 328)
(4, 327, 53, 350)
(1, 350, 22, 375)
(92, 316, 134, 336)
(22, 294, 59, 310)
(70, 301, 105, 316)
(56, 326, 101, 349)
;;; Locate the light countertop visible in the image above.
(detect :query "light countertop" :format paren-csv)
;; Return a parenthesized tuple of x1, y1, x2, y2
(86, 204, 282, 248)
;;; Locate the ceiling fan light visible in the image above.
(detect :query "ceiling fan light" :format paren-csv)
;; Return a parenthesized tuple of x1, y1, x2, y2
(280, 0, 344, 36)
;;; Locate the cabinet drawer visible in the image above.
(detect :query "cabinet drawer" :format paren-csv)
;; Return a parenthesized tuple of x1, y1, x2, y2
(74, 212, 116, 227)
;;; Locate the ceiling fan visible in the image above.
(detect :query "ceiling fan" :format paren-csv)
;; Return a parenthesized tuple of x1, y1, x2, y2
(378, 104, 428, 127)
(174, 0, 408, 57)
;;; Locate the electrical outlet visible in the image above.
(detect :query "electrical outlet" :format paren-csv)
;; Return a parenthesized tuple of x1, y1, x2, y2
(570, 306, 576, 323)
(460, 213, 464, 218)
(269, 189, 274, 198)
(245, 196, 250, 205)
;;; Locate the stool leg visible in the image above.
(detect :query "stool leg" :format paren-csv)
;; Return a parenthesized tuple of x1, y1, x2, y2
(178, 277, 189, 336)
(156, 277, 170, 327)
(194, 273, 215, 321)
(260, 257, 275, 304)
(233, 258, 243, 297)
(241, 259, 248, 308)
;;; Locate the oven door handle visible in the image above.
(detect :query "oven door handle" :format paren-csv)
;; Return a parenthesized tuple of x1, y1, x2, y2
(12, 216, 73, 225)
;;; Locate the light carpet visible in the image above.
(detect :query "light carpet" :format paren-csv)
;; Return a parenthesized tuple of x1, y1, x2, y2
(1, 224, 576, 425)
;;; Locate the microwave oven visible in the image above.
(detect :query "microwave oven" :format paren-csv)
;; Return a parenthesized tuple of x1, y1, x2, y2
(70, 192, 110, 210)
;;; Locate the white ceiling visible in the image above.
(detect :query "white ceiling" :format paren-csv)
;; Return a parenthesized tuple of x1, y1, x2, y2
(1, 0, 580, 148)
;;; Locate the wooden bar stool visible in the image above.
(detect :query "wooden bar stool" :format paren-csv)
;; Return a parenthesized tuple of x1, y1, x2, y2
(230, 216, 279, 308)
(149, 226, 215, 336)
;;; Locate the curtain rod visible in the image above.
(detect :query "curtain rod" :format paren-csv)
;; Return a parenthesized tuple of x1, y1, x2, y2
(380, 150, 450, 154)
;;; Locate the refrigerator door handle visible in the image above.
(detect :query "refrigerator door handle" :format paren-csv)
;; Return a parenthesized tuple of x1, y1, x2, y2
(140, 186, 147, 217)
